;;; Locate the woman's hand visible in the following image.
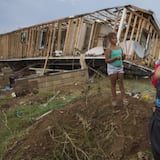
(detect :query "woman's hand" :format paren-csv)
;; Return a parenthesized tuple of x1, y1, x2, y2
(122, 54, 126, 60)
(115, 56, 121, 60)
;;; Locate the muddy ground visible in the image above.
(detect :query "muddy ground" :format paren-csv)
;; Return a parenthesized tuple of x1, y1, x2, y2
(2, 81, 154, 160)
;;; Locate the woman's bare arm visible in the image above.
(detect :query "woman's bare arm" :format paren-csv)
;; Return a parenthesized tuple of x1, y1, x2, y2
(105, 48, 120, 63)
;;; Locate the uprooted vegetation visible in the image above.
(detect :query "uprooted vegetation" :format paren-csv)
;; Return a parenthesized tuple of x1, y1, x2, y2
(0, 77, 155, 160)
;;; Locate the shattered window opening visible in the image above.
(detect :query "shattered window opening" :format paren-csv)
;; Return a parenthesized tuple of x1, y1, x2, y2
(39, 28, 48, 49)
(83, 23, 92, 51)
(20, 32, 27, 43)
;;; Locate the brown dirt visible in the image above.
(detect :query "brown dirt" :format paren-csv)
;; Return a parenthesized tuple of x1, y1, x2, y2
(3, 91, 153, 160)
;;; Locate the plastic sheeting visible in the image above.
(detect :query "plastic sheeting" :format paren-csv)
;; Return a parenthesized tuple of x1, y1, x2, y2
(85, 40, 146, 58)
(85, 46, 104, 56)
(120, 40, 146, 58)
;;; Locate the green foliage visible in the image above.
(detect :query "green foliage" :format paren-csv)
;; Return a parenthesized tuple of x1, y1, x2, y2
(0, 95, 79, 159)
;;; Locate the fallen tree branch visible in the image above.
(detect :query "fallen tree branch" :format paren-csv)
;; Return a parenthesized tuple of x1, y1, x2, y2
(63, 131, 89, 160)
(43, 90, 60, 107)
(0, 110, 12, 134)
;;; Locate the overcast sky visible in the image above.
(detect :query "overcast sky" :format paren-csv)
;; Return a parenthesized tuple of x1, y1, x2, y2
(1, 0, 160, 34)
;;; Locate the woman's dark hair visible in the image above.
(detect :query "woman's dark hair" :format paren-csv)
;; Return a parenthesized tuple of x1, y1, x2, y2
(107, 32, 116, 41)
(103, 32, 116, 49)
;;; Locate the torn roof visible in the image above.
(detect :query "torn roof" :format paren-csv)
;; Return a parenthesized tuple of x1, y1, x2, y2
(1, 5, 160, 35)
(80, 5, 160, 32)
(46, 5, 159, 28)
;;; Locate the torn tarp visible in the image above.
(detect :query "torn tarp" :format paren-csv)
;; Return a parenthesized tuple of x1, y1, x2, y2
(120, 40, 146, 58)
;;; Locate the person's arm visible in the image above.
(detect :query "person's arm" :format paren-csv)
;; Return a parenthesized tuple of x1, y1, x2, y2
(105, 48, 121, 63)
(122, 52, 126, 60)
(120, 47, 126, 60)
(155, 67, 160, 79)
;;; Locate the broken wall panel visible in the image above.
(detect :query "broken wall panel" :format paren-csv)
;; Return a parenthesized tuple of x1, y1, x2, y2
(13, 69, 89, 94)
(0, 35, 8, 59)
(63, 19, 80, 55)
(119, 7, 160, 66)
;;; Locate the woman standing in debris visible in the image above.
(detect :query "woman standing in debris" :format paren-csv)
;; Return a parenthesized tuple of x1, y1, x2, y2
(104, 32, 128, 107)
(149, 62, 160, 159)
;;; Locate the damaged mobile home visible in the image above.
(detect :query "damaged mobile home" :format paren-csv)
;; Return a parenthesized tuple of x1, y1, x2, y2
(0, 5, 160, 63)
(0, 5, 160, 90)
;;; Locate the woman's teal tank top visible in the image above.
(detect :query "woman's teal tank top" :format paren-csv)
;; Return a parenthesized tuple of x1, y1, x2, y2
(110, 49, 123, 67)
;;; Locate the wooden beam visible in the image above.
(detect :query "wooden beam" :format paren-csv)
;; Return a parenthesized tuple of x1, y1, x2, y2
(135, 18, 142, 41)
(26, 28, 32, 57)
(63, 19, 72, 55)
(129, 15, 138, 60)
(50, 26, 56, 55)
(117, 8, 127, 44)
(42, 29, 56, 75)
(138, 19, 146, 42)
(122, 12, 133, 56)
(57, 23, 62, 50)
(113, 10, 121, 32)
(74, 18, 82, 55)
(46, 25, 53, 56)
(88, 21, 94, 50)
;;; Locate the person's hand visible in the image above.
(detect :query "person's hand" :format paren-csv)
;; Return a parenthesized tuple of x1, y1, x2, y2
(122, 54, 126, 59)
(116, 56, 121, 60)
